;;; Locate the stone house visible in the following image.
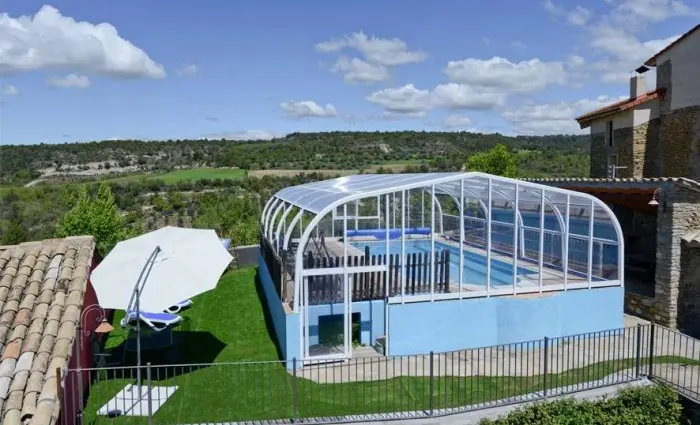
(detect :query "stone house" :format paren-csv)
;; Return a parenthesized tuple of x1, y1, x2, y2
(534, 24, 700, 336)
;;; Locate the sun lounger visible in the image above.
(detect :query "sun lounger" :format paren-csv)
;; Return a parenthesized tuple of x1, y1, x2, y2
(121, 311, 183, 332)
(164, 299, 192, 314)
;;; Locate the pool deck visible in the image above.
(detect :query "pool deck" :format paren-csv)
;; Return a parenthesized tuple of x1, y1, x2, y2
(320, 235, 587, 295)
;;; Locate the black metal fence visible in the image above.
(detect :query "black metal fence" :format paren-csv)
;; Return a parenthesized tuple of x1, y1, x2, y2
(60, 323, 700, 425)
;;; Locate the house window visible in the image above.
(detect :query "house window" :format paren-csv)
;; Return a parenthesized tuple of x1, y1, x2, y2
(606, 120, 614, 147)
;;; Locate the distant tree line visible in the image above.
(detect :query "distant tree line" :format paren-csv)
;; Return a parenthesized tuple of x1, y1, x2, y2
(0, 131, 590, 184)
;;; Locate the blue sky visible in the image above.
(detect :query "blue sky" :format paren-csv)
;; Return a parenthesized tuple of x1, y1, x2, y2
(0, 0, 697, 144)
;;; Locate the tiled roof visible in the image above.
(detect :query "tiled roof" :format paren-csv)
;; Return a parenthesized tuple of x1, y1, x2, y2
(575, 88, 665, 128)
(0, 236, 95, 425)
(526, 177, 700, 192)
(645, 24, 700, 66)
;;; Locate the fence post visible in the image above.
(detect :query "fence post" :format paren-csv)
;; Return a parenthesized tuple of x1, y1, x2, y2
(292, 358, 298, 423)
(146, 362, 153, 425)
(429, 351, 435, 416)
(543, 337, 549, 398)
(635, 324, 643, 378)
(648, 323, 655, 378)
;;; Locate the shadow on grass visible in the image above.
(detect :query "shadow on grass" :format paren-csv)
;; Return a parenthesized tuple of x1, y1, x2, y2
(105, 329, 227, 380)
(254, 268, 284, 361)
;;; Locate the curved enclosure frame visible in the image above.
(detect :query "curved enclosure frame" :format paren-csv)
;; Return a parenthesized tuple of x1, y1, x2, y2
(260, 172, 624, 319)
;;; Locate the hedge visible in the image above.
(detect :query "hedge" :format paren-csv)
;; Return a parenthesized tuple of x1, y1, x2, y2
(481, 385, 684, 425)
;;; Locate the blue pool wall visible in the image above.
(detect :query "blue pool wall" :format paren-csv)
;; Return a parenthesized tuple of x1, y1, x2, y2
(387, 286, 624, 356)
(257, 252, 300, 368)
(307, 300, 385, 347)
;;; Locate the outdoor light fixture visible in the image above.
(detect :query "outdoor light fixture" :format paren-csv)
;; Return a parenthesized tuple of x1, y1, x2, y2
(648, 188, 667, 212)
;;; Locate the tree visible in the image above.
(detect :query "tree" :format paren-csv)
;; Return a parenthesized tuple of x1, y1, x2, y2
(465, 144, 519, 177)
(56, 183, 131, 255)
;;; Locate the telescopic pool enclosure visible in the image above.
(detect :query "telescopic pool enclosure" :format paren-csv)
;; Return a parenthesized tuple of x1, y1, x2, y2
(258, 172, 625, 367)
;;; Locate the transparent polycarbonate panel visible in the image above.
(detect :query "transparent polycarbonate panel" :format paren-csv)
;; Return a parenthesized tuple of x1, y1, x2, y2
(302, 213, 342, 269)
(275, 172, 460, 213)
(488, 182, 516, 290)
(568, 195, 594, 236)
(592, 206, 620, 280)
(304, 273, 347, 358)
(519, 188, 542, 268)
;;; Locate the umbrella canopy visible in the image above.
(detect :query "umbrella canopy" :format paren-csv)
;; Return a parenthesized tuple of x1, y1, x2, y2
(91, 226, 233, 312)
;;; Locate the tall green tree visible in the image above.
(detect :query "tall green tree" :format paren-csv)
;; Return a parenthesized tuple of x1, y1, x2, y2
(465, 144, 519, 177)
(194, 193, 260, 246)
(56, 183, 131, 255)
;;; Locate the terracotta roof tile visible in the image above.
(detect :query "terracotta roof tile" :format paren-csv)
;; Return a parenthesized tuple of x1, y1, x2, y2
(575, 88, 665, 128)
(0, 237, 95, 425)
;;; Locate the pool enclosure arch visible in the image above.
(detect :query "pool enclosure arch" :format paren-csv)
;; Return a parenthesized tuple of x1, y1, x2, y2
(259, 172, 624, 363)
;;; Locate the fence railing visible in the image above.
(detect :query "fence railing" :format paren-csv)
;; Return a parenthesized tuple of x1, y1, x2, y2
(305, 248, 451, 304)
(260, 227, 291, 302)
(60, 323, 700, 425)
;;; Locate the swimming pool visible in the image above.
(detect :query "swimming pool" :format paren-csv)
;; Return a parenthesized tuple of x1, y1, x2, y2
(351, 240, 532, 287)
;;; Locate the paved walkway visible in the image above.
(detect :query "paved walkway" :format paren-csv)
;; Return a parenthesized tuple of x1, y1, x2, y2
(297, 316, 700, 384)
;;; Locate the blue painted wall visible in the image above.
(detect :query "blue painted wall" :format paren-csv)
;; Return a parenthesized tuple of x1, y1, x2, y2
(307, 300, 384, 347)
(257, 253, 300, 367)
(388, 286, 623, 355)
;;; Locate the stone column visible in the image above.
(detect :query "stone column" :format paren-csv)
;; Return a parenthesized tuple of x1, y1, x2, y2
(654, 184, 700, 327)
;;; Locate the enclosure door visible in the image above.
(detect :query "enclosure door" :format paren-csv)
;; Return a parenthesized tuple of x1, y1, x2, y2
(302, 272, 351, 363)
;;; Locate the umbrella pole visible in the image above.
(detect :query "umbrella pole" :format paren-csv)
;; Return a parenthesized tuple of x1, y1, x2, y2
(130, 245, 161, 401)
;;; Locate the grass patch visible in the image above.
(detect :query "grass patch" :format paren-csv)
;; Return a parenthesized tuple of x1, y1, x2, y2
(106, 168, 247, 185)
(82, 266, 698, 423)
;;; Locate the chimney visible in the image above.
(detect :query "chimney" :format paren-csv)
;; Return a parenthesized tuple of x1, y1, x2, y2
(630, 74, 646, 98)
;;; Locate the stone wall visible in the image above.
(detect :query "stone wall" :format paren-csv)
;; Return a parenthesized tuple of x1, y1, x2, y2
(660, 105, 700, 180)
(643, 118, 662, 177)
(590, 132, 607, 178)
(589, 120, 663, 178)
(654, 184, 700, 327)
(678, 244, 700, 338)
(614, 127, 634, 178)
(624, 292, 659, 322)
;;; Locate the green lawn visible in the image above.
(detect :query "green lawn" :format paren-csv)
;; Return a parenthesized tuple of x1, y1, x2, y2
(82, 267, 698, 423)
(106, 167, 247, 185)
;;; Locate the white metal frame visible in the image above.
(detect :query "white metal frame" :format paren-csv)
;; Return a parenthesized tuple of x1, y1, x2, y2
(261, 172, 625, 362)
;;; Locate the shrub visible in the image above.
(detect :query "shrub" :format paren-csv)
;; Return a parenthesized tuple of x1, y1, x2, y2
(481, 386, 683, 425)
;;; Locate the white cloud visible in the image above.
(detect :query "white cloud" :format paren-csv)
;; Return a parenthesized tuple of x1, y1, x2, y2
(443, 57, 566, 93)
(442, 114, 473, 129)
(431, 83, 506, 110)
(482, 37, 491, 46)
(366, 84, 432, 116)
(544, 0, 695, 84)
(177, 64, 198, 76)
(279, 100, 338, 118)
(502, 95, 627, 134)
(46, 74, 91, 88)
(316, 32, 426, 66)
(567, 6, 592, 26)
(1, 84, 19, 96)
(0, 5, 165, 79)
(510, 40, 527, 49)
(316, 31, 425, 83)
(331, 57, 388, 83)
(201, 130, 281, 141)
(366, 83, 505, 117)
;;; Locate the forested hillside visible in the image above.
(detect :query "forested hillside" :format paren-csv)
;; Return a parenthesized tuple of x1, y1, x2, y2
(0, 131, 589, 184)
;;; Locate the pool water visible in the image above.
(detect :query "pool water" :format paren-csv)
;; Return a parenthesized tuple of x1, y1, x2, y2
(351, 240, 531, 287)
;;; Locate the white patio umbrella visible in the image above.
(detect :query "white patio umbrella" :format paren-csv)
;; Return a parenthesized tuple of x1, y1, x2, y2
(90, 226, 233, 399)
(92, 226, 233, 312)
